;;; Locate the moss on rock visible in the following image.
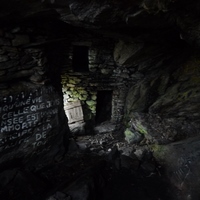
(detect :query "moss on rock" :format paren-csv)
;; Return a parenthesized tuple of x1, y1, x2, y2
(86, 100, 96, 106)
(124, 128, 143, 144)
(150, 144, 168, 161)
(136, 123, 147, 135)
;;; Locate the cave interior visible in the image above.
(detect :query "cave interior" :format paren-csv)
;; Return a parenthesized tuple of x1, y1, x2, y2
(1, 0, 200, 199)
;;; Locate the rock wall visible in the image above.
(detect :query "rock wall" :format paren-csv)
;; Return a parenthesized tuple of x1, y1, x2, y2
(0, 25, 69, 169)
(123, 48, 200, 144)
(119, 36, 200, 199)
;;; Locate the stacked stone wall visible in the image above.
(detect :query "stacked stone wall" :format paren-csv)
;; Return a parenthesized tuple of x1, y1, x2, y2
(61, 37, 128, 126)
(0, 25, 68, 167)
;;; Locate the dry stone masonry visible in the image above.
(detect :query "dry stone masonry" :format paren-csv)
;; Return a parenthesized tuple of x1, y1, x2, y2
(61, 36, 130, 134)
(0, 25, 69, 168)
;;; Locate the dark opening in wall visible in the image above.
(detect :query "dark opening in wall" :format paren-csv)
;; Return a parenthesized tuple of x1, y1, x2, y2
(72, 45, 89, 72)
(95, 90, 113, 124)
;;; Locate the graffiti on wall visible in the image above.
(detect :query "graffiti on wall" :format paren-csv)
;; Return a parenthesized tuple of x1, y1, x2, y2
(0, 86, 60, 150)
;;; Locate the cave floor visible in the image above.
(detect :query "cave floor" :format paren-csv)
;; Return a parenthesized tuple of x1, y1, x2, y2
(1, 131, 172, 200)
(44, 131, 172, 200)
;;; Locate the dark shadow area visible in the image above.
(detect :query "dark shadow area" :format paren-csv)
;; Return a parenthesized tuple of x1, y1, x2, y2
(95, 90, 113, 125)
(72, 46, 89, 72)
(0, 132, 173, 200)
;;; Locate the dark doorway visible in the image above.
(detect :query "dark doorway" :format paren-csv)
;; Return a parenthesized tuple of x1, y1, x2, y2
(95, 90, 113, 124)
(72, 45, 89, 72)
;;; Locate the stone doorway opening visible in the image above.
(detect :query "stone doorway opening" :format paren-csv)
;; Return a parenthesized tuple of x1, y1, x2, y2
(95, 90, 113, 125)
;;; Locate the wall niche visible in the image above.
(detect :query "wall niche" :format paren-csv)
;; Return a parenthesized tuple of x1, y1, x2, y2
(72, 45, 89, 72)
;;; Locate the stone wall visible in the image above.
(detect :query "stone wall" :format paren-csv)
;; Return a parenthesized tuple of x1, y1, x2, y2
(0, 25, 69, 168)
(61, 36, 129, 132)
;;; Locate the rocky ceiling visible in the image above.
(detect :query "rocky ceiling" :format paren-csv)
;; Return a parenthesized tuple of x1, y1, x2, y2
(1, 0, 200, 48)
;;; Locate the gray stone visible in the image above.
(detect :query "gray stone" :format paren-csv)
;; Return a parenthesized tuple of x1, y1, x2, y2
(0, 38, 11, 46)
(25, 48, 42, 54)
(37, 68, 46, 75)
(69, 122, 85, 135)
(114, 40, 144, 66)
(47, 191, 71, 200)
(5, 32, 14, 39)
(8, 53, 19, 59)
(37, 57, 47, 66)
(130, 72, 144, 80)
(94, 122, 116, 134)
(0, 55, 9, 62)
(89, 67, 97, 72)
(29, 73, 44, 83)
(134, 146, 148, 160)
(20, 54, 34, 65)
(0, 71, 6, 77)
(12, 35, 30, 46)
(76, 141, 90, 151)
(2, 46, 18, 53)
(18, 63, 35, 70)
(124, 128, 144, 144)
(11, 27, 21, 33)
(0, 60, 19, 69)
(101, 68, 112, 74)
(0, 48, 5, 54)
(120, 72, 129, 78)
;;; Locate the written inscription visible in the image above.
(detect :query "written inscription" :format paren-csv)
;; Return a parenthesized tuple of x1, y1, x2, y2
(0, 86, 60, 150)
